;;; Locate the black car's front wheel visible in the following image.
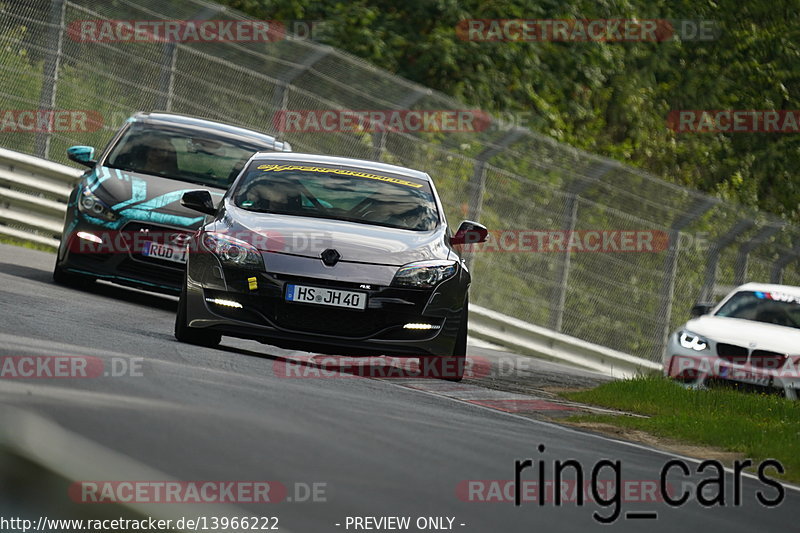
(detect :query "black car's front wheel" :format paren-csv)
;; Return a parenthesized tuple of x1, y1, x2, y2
(174, 281, 221, 348)
(419, 298, 468, 382)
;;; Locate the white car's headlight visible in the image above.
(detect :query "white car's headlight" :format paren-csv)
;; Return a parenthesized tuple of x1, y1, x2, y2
(392, 260, 457, 289)
(678, 330, 709, 351)
(202, 232, 263, 268)
(78, 187, 118, 222)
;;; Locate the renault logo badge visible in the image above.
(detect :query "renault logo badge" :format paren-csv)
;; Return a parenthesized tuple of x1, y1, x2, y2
(321, 249, 340, 266)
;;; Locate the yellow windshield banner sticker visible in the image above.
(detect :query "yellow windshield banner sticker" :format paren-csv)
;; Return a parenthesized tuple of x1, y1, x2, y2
(256, 164, 423, 189)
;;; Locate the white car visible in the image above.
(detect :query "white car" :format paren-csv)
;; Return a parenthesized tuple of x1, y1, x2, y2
(665, 282, 800, 399)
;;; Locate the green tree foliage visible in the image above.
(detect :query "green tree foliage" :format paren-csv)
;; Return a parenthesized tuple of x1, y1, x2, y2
(218, 0, 800, 221)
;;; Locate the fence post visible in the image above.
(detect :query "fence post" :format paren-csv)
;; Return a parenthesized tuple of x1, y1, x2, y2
(549, 195, 578, 332)
(770, 245, 800, 284)
(34, 0, 66, 159)
(269, 46, 332, 140)
(733, 223, 784, 284)
(548, 161, 613, 332)
(654, 197, 716, 361)
(155, 5, 222, 112)
(371, 88, 428, 161)
(699, 219, 754, 302)
(466, 128, 526, 224)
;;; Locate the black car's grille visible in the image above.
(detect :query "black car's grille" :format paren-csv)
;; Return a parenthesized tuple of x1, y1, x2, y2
(118, 258, 183, 286)
(205, 278, 434, 338)
(273, 301, 419, 337)
(121, 221, 191, 269)
(716, 343, 749, 364)
(79, 252, 113, 263)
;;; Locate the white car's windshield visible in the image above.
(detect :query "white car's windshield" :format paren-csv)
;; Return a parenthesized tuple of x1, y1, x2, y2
(715, 290, 800, 329)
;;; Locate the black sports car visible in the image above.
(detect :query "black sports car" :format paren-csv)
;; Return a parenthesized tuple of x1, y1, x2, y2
(174, 153, 488, 381)
(53, 112, 291, 292)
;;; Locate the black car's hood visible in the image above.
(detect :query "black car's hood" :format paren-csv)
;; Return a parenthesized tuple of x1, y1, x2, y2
(89, 166, 225, 228)
(218, 203, 451, 266)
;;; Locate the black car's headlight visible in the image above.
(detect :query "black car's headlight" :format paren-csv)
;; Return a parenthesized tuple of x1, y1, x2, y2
(202, 231, 263, 268)
(678, 330, 710, 351)
(78, 187, 118, 222)
(392, 260, 457, 289)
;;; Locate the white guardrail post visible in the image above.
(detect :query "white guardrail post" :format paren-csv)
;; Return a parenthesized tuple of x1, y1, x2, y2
(0, 147, 82, 248)
(0, 147, 661, 377)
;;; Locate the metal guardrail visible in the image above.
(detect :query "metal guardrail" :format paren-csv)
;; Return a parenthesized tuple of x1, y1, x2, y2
(0, 147, 661, 377)
(0, 146, 81, 248)
(469, 304, 662, 378)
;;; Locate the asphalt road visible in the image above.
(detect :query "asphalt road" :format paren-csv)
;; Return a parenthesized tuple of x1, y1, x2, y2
(0, 243, 796, 532)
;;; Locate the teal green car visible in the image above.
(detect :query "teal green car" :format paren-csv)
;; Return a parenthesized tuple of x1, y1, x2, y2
(54, 112, 291, 292)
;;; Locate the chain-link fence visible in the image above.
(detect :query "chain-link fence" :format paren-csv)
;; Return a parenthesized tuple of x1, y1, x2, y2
(2, 0, 799, 363)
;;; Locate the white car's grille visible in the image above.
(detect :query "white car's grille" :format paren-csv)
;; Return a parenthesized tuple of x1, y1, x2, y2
(716, 343, 788, 370)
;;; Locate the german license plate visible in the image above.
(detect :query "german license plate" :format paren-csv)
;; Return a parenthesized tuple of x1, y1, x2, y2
(141, 241, 187, 264)
(285, 284, 367, 310)
(722, 366, 772, 387)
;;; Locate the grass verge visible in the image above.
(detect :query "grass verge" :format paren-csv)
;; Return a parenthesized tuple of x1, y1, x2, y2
(0, 235, 57, 253)
(563, 376, 800, 482)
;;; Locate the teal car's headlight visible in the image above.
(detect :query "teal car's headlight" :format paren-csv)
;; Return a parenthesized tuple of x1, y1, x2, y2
(78, 187, 118, 222)
(392, 260, 457, 289)
(202, 231, 263, 268)
(678, 330, 709, 351)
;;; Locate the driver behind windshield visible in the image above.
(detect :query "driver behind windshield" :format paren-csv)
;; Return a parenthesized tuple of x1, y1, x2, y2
(105, 124, 269, 188)
(142, 136, 179, 177)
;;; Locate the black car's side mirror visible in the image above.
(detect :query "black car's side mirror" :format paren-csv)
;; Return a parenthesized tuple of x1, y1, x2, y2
(690, 303, 713, 317)
(181, 190, 216, 216)
(451, 220, 488, 246)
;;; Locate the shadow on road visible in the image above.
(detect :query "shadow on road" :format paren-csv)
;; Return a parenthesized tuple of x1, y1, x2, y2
(212, 342, 456, 381)
(0, 262, 179, 312)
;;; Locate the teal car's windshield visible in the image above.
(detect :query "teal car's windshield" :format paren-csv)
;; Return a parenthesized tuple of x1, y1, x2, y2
(105, 123, 266, 188)
(715, 290, 800, 329)
(232, 162, 439, 231)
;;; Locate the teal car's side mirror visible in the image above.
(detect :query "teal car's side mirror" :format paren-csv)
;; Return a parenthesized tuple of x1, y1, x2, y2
(67, 145, 96, 167)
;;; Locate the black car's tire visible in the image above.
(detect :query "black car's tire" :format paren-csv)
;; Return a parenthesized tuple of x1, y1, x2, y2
(420, 298, 468, 382)
(52, 263, 92, 287)
(174, 282, 221, 348)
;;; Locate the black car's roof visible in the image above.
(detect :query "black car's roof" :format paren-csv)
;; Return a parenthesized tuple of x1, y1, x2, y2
(250, 152, 431, 182)
(131, 112, 291, 152)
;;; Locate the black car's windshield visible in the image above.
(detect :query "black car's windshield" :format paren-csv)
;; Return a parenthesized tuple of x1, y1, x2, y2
(715, 290, 800, 329)
(105, 123, 268, 188)
(232, 162, 439, 231)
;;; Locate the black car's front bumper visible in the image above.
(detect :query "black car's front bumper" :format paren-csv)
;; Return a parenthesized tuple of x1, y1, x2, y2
(183, 252, 467, 357)
(56, 208, 195, 293)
